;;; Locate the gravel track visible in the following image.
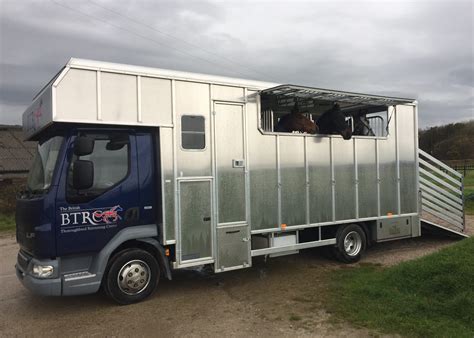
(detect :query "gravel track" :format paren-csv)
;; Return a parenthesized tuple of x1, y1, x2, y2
(0, 216, 470, 337)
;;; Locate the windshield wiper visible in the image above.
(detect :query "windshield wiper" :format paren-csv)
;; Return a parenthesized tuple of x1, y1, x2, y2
(31, 188, 48, 195)
(20, 187, 48, 198)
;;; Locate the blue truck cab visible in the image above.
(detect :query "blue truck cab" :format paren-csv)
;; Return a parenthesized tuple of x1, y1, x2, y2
(16, 125, 172, 304)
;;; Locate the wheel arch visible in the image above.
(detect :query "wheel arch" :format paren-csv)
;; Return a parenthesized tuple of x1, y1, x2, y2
(358, 222, 373, 246)
(90, 224, 172, 281)
(110, 238, 172, 281)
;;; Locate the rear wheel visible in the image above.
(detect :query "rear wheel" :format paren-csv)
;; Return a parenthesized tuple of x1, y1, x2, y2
(332, 224, 366, 263)
(103, 248, 160, 305)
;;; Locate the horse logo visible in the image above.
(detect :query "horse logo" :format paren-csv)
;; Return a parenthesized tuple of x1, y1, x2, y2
(92, 205, 123, 224)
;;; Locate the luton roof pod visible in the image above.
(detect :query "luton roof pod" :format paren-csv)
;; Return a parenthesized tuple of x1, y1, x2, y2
(21, 58, 277, 141)
(22, 57, 416, 141)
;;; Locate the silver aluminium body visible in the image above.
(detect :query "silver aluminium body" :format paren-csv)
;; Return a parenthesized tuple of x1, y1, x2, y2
(24, 58, 429, 272)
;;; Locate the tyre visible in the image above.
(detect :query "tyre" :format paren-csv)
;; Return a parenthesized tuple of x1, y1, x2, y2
(103, 248, 160, 305)
(332, 224, 367, 263)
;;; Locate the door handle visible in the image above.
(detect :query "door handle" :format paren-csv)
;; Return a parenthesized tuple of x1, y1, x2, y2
(232, 159, 245, 168)
(226, 230, 240, 234)
(124, 207, 139, 223)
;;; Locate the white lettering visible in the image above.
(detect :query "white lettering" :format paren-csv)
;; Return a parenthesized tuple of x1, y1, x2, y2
(61, 213, 70, 226)
(59, 206, 122, 230)
(82, 211, 98, 225)
(71, 212, 80, 225)
(92, 212, 102, 224)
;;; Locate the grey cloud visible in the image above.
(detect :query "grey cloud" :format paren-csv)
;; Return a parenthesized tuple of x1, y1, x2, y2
(447, 66, 474, 87)
(419, 96, 473, 128)
(0, 0, 472, 127)
(0, 85, 38, 106)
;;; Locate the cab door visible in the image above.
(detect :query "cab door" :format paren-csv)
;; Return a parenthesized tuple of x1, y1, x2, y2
(55, 130, 140, 256)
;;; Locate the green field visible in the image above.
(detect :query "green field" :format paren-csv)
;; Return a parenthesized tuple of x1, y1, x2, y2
(463, 170, 474, 215)
(326, 237, 474, 337)
(0, 180, 18, 233)
(0, 213, 15, 233)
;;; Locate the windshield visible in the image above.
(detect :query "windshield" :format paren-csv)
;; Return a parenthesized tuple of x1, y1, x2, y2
(27, 136, 64, 192)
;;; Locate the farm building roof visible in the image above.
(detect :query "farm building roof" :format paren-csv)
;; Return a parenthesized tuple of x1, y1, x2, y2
(0, 126, 36, 175)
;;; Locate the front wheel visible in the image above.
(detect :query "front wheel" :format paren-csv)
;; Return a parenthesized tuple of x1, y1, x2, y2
(332, 224, 367, 263)
(103, 248, 160, 305)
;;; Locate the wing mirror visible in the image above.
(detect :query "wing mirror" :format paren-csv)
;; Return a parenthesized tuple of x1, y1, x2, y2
(74, 136, 95, 156)
(72, 160, 94, 190)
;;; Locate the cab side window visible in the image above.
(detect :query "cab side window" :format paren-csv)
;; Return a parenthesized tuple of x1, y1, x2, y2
(67, 133, 130, 203)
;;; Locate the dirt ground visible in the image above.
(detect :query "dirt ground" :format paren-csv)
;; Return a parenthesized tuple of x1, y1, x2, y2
(0, 216, 471, 337)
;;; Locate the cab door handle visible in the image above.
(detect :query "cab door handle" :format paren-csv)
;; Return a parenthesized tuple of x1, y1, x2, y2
(124, 207, 139, 222)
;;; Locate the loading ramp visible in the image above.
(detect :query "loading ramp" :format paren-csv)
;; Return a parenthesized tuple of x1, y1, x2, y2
(418, 149, 468, 238)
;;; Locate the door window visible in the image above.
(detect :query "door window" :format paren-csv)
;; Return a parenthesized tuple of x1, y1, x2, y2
(67, 133, 130, 203)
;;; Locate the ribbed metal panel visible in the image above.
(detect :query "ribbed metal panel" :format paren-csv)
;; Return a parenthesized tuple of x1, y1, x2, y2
(418, 149, 465, 232)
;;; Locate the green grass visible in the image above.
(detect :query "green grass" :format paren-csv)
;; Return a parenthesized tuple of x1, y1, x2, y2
(463, 170, 474, 215)
(0, 213, 15, 233)
(464, 171, 474, 186)
(465, 188, 474, 215)
(326, 238, 474, 337)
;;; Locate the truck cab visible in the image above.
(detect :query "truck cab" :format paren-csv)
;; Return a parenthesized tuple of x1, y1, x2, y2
(16, 126, 171, 304)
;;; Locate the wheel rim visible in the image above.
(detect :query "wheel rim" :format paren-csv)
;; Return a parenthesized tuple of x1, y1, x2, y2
(117, 259, 151, 295)
(343, 231, 362, 257)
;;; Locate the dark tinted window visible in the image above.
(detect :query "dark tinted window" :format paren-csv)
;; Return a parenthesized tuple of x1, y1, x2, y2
(67, 133, 129, 202)
(181, 115, 205, 150)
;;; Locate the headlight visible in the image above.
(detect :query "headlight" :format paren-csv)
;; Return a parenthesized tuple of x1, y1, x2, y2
(32, 264, 54, 278)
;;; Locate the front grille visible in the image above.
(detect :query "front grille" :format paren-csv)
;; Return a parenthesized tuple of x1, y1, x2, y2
(17, 250, 31, 271)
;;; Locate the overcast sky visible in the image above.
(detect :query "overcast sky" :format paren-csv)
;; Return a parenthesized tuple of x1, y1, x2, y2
(0, 0, 472, 128)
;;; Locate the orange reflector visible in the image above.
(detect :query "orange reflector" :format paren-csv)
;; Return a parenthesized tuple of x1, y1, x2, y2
(165, 248, 170, 256)
(281, 223, 287, 229)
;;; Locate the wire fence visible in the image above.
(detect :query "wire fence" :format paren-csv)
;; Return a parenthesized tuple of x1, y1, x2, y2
(443, 159, 474, 176)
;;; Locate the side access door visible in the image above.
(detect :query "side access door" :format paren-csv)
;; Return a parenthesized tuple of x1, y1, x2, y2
(213, 102, 251, 272)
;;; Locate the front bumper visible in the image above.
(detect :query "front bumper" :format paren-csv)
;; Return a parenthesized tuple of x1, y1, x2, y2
(15, 251, 62, 296)
(15, 250, 101, 297)
(16, 264, 62, 296)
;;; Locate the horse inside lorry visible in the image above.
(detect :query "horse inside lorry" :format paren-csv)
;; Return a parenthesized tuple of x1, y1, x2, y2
(316, 103, 353, 140)
(275, 103, 318, 134)
(274, 102, 353, 140)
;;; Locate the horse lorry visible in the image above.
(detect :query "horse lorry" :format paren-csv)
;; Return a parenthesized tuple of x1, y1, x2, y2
(16, 58, 466, 304)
